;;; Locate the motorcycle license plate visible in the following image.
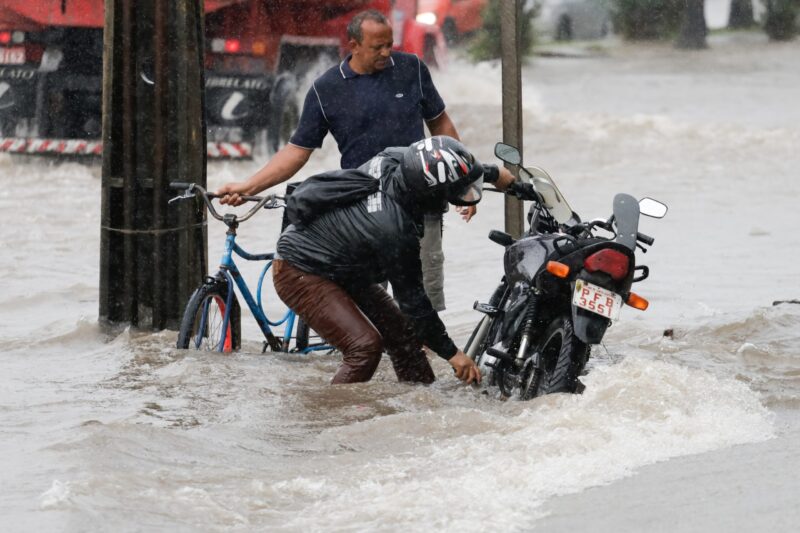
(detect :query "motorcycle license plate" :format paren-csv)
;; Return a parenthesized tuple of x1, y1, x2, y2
(0, 47, 25, 65)
(573, 280, 622, 320)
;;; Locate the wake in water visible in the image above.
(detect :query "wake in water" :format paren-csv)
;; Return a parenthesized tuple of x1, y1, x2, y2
(34, 352, 774, 531)
(646, 304, 800, 409)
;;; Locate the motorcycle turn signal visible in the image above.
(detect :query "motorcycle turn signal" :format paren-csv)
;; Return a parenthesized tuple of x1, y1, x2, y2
(546, 261, 570, 278)
(626, 292, 649, 311)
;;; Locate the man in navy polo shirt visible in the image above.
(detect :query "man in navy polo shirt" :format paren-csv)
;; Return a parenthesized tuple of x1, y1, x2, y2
(216, 9, 471, 311)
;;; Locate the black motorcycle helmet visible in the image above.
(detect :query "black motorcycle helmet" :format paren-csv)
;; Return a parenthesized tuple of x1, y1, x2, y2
(400, 136, 485, 208)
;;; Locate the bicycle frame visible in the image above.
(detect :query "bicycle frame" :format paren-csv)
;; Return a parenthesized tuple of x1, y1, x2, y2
(170, 182, 330, 354)
(213, 230, 330, 354)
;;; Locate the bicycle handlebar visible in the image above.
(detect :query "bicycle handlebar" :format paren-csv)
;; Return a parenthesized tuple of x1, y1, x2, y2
(168, 182, 284, 224)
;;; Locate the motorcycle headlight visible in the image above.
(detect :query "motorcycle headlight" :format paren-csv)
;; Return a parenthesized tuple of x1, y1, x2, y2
(416, 12, 438, 26)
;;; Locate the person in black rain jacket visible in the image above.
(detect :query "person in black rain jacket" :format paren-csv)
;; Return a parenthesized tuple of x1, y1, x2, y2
(269, 136, 515, 384)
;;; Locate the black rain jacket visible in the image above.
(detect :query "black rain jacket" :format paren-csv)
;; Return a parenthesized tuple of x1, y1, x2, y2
(277, 148, 458, 359)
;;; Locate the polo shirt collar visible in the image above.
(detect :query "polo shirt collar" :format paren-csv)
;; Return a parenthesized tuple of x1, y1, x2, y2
(339, 54, 396, 79)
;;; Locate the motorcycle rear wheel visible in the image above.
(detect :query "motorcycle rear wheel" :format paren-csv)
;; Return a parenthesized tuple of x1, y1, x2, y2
(520, 314, 589, 399)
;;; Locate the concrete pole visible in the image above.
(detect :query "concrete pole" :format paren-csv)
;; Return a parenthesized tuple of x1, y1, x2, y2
(500, 0, 525, 238)
(100, 0, 207, 330)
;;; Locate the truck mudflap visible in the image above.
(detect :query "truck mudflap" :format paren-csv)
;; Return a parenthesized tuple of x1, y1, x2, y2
(0, 138, 253, 159)
(0, 138, 103, 155)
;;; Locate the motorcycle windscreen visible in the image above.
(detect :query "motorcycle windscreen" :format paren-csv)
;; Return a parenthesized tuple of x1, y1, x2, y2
(522, 166, 576, 225)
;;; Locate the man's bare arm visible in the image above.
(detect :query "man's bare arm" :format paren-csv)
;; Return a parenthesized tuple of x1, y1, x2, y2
(216, 144, 313, 205)
(426, 111, 460, 140)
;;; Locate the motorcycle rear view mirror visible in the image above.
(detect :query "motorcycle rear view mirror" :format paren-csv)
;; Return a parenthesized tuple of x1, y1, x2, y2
(639, 197, 668, 218)
(494, 143, 522, 166)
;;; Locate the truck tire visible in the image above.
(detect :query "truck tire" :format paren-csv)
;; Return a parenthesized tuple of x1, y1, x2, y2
(266, 75, 299, 155)
(442, 18, 458, 45)
(423, 34, 443, 69)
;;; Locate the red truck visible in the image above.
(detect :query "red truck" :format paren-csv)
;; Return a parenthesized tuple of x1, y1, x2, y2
(415, 0, 487, 43)
(0, 0, 443, 159)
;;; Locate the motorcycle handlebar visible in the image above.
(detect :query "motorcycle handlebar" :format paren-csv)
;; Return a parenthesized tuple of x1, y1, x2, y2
(505, 180, 541, 202)
(637, 231, 655, 246)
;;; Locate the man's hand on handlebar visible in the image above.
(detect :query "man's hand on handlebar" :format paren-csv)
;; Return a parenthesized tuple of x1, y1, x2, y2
(506, 180, 538, 201)
(215, 182, 253, 207)
(493, 166, 516, 192)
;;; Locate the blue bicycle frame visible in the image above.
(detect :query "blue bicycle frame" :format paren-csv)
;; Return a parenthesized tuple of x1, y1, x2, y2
(213, 231, 330, 354)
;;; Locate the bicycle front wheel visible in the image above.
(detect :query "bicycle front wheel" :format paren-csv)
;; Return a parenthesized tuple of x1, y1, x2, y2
(177, 280, 241, 352)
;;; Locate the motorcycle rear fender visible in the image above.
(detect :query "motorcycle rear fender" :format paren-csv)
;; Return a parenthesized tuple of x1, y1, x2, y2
(571, 307, 610, 344)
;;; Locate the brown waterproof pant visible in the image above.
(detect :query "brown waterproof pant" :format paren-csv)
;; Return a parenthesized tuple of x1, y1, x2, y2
(273, 260, 436, 384)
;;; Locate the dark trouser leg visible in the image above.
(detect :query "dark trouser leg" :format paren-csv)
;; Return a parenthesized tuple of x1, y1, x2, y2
(273, 261, 382, 384)
(349, 284, 436, 384)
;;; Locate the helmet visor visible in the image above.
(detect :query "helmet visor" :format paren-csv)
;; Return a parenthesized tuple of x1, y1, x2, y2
(448, 174, 483, 206)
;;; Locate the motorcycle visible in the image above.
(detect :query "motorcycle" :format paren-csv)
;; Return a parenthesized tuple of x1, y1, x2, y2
(465, 142, 668, 399)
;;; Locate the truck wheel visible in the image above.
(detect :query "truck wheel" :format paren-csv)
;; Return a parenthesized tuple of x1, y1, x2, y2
(423, 34, 445, 69)
(442, 18, 458, 45)
(266, 76, 299, 155)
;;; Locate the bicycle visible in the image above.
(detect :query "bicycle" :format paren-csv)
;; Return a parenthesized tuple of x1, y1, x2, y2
(169, 182, 330, 354)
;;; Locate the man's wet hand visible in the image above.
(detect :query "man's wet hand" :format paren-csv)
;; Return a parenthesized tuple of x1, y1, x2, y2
(215, 183, 248, 206)
(448, 351, 481, 385)
(456, 205, 477, 222)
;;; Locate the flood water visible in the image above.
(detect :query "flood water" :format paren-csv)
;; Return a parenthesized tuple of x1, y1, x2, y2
(1, 32, 799, 531)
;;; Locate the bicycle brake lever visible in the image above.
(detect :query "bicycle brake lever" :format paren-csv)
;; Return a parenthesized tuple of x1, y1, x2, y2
(168, 192, 194, 204)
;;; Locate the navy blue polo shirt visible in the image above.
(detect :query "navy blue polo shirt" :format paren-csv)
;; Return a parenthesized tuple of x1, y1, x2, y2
(289, 52, 446, 169)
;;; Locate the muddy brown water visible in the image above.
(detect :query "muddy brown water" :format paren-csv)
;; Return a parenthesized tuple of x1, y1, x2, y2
(1, 33, 798, 531)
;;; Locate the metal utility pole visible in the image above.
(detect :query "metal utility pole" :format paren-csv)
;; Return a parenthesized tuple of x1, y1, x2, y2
(500, 0, 525, 238)
(100, 0, 207, 330)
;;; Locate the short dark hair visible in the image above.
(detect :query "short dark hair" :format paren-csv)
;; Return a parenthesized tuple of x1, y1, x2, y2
(347, 10, 390, 43)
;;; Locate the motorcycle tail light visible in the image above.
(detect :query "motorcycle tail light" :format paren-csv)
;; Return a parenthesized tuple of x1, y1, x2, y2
(627, 292, 649, 310)
(546, 261, 570, 278)
(584, 249, 630, 281)
(0, 31, 11, 44)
